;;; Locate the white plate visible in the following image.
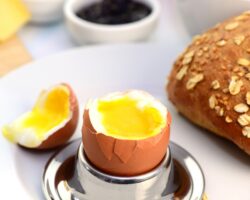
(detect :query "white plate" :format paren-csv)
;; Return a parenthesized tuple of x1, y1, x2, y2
(0, 44, 249, 200)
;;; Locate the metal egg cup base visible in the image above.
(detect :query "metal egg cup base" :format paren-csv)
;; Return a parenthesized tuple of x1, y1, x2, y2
(43, 139, 205, 200)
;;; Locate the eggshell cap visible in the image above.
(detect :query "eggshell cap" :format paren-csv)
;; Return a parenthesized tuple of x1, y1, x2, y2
(37, 83, 79, 149)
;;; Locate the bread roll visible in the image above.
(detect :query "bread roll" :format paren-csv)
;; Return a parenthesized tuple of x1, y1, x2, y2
(167, 11, 250, 155)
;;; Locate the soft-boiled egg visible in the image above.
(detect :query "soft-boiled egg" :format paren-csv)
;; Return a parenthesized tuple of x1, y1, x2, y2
(2, 83, 79, 149)
(82, 90, 171, 176)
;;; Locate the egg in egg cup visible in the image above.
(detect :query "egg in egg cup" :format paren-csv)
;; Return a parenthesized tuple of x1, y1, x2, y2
(77, 90, 172, 199)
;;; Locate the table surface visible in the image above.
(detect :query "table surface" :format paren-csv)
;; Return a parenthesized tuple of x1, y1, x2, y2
(18, 0, 191, 60)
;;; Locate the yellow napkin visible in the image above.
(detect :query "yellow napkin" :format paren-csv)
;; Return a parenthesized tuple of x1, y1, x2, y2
(0, 0, 30, 42)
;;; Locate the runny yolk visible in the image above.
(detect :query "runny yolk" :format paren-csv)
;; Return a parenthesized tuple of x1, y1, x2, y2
(97, 96, 165, 140)
(21, 86, 70, 138)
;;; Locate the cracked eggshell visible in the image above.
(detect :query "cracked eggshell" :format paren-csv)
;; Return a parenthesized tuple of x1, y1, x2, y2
(82, 109, 171, 176)
(37, 83, 79, 149)
(2, 83, 79, 150)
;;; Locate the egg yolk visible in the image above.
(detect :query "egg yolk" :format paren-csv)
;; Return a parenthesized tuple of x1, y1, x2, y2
(22, 86, 70, 138)
(3, 86, 70, 141)
(97, 96, 165, 139)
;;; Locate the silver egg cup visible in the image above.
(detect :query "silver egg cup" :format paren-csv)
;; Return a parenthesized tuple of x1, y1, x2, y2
(42, 139, 205, 200)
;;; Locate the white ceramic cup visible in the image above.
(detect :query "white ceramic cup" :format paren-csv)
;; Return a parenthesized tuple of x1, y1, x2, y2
(176, 0, 250, 36)
(64, 0, 161, 44)
(23, 0, 65, 24)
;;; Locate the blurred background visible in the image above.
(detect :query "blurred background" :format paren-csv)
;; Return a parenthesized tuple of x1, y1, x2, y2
(0, 0, 187, 77)
(0, 0, 249, 75)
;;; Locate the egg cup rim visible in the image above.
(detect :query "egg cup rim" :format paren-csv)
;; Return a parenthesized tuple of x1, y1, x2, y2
(77, 142, 171, 184)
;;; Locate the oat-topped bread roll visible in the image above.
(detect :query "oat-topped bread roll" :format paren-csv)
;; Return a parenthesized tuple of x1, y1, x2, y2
(167, 11, 250, 155)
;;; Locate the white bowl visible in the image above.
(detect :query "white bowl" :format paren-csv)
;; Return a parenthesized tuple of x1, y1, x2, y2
(176, 0, 250, 36)
(64, 0, 160, 44)
(23, 0, 65, 24)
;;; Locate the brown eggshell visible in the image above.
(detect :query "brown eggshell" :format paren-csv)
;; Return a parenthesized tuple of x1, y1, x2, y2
(20, 83, 79, 150)
(82, 109, 171, 176)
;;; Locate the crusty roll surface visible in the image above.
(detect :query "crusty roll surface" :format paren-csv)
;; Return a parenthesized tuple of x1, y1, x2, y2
(167, 11, 250, 155)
